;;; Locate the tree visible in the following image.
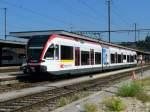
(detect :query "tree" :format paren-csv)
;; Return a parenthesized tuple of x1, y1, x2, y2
(145, 36, 150, 42)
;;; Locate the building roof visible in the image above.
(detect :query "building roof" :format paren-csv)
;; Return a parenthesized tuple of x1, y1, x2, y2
(0, 39, 26, 46)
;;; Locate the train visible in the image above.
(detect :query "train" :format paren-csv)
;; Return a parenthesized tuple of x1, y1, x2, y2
(20, 31, 137, 75)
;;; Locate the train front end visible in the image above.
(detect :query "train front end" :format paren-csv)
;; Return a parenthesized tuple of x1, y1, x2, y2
(21, 35, 49, 74)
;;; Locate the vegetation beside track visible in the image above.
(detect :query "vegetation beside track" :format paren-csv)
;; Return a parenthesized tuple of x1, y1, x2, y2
(83, 77, 150, 112)
(57, 91, 90, 107)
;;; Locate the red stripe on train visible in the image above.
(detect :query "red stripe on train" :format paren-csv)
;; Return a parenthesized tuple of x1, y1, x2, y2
(39, 34, 57, 63)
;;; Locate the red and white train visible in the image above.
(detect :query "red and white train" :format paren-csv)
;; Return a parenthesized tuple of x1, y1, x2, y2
(11, 31, 137, 75)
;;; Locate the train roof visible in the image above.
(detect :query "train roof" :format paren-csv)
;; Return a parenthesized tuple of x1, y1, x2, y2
(10, 30, 150, 55)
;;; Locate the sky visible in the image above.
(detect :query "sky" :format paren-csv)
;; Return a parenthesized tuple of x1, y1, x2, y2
(0, 0, 150, 42)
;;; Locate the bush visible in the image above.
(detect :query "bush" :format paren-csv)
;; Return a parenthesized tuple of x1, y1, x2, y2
(103, 97, 125, 111)
(71, 92, 90, 102)
(71, 93, 81, 101)
(57, 97, 67, 107)
(117, 81, 143, 97)
(84, 103, 98, 112)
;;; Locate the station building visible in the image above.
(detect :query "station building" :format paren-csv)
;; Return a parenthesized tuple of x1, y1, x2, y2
(0, 39, 26, 66)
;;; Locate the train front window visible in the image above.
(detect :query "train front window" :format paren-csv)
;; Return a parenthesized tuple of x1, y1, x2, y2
(28, 48, 42, 62)
(44, 44, 54, 60)
(27, 35, 50, 62)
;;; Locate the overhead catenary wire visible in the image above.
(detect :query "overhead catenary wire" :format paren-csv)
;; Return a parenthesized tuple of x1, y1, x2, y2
(112, 5, 130, 27)
(52, 0, 105, 31)
(55, 0, 103, 27)
(78, 0, 100, 15)
(0, 0, 78, 28)
(76, 0, 112, 33)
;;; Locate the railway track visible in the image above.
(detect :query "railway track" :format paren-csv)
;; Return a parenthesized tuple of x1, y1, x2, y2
(0, 66, 149, 112)
(0, 81, 51, 94)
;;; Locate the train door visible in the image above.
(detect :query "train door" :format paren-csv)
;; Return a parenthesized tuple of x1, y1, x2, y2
(44, 44, 59, 71)
(102, 47, 109, 70)
(75, 47, 80, 66)
(90, 49, 94, 65)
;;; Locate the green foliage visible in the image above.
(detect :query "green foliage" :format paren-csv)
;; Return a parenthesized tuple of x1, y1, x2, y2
(71, 92, 90, 101)
(120, 35, 150, 52)
(103, 97, 125, 111)
(71, 93, 81, 101)
(57, 92, 90, 107)
(117, 81, 143, 97)
(84, 103, 98, 112)
(57, 97, 67, 107)
(145, 36, 150, 42)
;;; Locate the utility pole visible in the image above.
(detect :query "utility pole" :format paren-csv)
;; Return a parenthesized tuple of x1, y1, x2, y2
(138, 31, 140, 41)
(1, 8, 7, 40)
(134, 23, 137, 42)
(4, 8, 7, 40)
(107, 0, 111, 43)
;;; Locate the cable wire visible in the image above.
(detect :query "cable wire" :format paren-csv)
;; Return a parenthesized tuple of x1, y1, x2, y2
(0, 0, 75, 27)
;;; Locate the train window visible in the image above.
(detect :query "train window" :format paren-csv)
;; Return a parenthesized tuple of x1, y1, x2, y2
(111, 54, 115, 64)
(118, 54, 122, 63)
(81, 51, 89, 65)
(95, 52, 101, 64)
(44, 44, 54, 60)
(115, 53, 118, 63)
(127, 55, 130, 62)
(123, 55, 126, 60)
(75, 47, 80, 66)
(90, 49, 94, 65)
(134, 55, 137, 60)
(55, 45, 59, 60)
(61, 45, 73, 60)
(121, 54, 123, 63)
(131, 55, 134, 62)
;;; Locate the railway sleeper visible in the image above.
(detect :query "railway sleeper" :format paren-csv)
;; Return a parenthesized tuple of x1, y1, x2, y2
(25, 99, 42, 102)
(0, 105, 22, 110)
(10, 102, 30, 106)
(0, 106, 15, 109)
(11, 102, 30, 106)
(18, 100, 34, 104)
(33, 96, 46, 99)
(0, 108, 12, 112)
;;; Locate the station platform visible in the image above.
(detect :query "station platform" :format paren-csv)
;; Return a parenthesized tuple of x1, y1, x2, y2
(0, 66, 149, 103)
(0, 71, 23, 81)
(0, 66, 20, 73)
(0, 71, 24, 85)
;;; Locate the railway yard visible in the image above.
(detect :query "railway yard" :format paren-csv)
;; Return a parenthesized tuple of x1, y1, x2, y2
(0, 65, 149, 112)
(1, 0, 150, 112)
(0, 31, 149, 112)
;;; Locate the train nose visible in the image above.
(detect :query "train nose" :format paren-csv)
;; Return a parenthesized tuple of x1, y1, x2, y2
(28, 64, 47, 73)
